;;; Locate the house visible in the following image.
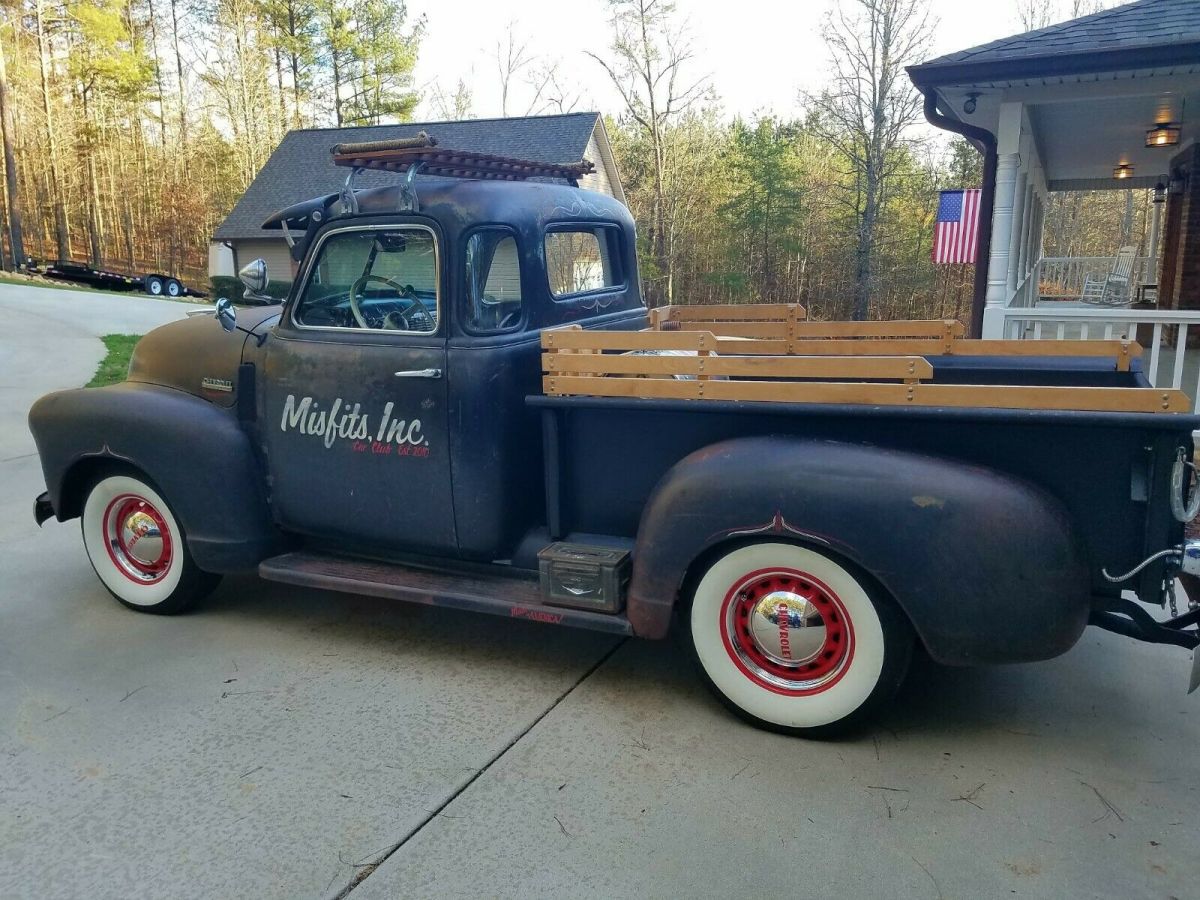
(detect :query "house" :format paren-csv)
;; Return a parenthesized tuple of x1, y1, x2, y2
(209, 112, 625, 284)
(908, 0, 1200, 409)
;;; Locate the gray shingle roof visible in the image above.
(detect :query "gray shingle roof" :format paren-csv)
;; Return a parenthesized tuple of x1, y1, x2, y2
(214, 112, 602, 240)
(909, 0, 1200, 86)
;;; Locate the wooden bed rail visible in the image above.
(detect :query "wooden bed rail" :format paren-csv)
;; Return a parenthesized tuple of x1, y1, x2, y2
(540, 319, 1186, 413)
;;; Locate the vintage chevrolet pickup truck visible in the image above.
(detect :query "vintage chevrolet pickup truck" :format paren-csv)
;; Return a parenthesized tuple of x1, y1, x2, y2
(27, 138, 1200, 736)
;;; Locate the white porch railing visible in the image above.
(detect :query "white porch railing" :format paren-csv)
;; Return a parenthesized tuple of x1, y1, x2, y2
(997, 307, 1200, 413)
(1009, 255, 1154, 308)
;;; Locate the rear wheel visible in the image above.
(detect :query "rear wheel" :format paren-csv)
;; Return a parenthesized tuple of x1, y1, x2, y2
(144, 275, 164, 295)
(165, 278, 182, 297)
(687, 541, 912, 737)
(81, 473, 220, 615)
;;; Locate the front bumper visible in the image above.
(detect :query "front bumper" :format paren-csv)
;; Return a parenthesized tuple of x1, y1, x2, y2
(34, 492, 54, 527)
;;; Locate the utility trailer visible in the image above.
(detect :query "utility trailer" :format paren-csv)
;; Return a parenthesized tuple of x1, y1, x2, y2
(25, 135, 1200, 737)
(39, 259, 199, 298)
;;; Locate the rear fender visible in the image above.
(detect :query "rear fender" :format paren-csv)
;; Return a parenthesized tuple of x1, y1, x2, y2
(628, 436, 1090, 665)
(29, 383, 280, 572)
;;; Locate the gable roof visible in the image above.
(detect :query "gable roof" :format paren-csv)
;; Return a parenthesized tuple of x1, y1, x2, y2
(214, 112, 613, 241)
(908, 0, 1200, 87)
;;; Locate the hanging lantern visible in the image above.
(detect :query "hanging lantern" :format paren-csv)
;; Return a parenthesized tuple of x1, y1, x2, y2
(1145, 123, 1182, 148)
(1113, 163, 1135, 179)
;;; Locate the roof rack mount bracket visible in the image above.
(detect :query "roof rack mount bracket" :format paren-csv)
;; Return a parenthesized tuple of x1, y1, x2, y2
(399, 162, 424, 213)
(340, 166, 363, 216)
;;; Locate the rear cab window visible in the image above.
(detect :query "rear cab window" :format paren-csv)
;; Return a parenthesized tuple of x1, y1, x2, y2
(464, 229, 523, 333)
(544, 226, 623, 300)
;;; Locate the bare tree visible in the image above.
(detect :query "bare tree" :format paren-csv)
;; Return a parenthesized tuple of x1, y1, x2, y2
(495, 23, 533, 117)
(587, 0, 708, 305)
(806, 0, 933, 320)
(427, 78, 474, 120)
(1015, 0, 1110, 30)
(494, 22, 580, 117)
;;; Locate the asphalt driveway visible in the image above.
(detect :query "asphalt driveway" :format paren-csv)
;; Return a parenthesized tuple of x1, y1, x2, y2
(1, 282, 1197, 899)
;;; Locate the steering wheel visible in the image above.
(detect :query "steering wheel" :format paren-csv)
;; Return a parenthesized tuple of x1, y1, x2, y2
(348, 275, 433, 331)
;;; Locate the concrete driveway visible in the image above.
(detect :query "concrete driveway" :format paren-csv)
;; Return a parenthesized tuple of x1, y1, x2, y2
(1, 283, 1198, 899)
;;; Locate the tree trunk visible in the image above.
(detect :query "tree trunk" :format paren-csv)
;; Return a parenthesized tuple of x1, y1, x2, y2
(0, 33, 25, 269)
(36, 0, 69, 260)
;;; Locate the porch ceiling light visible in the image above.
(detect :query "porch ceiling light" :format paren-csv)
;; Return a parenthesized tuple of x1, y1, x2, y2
(1113, 163, 1135, 179)
(1146, 123, 1182, 148)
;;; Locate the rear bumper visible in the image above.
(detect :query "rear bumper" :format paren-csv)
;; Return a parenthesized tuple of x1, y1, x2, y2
(33, 492, 54, 527)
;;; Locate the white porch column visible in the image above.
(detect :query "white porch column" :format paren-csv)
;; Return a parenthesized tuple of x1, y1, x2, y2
(982, 103, 1024, 338)
(1147, 195, 1163, 285)
(1007, 169, 1029, 296)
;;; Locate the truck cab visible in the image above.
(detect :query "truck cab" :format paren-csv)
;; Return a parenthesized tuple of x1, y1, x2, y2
(246, 179, 644, 563)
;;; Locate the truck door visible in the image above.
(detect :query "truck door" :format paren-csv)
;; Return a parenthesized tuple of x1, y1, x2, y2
(262, 222, 456, 554)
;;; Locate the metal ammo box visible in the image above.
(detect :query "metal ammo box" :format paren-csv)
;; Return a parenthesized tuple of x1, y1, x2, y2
(537, 542, 631, 613)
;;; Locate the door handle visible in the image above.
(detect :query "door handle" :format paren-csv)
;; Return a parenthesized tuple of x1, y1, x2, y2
(393, 368, 442, 378)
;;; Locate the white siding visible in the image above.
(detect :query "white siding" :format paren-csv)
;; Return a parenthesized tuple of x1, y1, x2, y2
(208, 242, 235, 277)
(233, 239, 298, 285)
(580, 132, 615, 199)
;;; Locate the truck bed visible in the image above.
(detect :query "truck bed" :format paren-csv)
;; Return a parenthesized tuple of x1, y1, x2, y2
(533, 309, 1200, 609)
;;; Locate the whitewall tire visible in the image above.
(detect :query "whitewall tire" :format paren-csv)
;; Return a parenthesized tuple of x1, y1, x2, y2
(688, 541, 912, 737)
(81, 473, 220, 614)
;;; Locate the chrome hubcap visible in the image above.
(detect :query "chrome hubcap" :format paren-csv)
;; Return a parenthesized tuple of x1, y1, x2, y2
(748, 591, 828, 666)
(120, 509, 165, 568)
(103, 495, 172, 584)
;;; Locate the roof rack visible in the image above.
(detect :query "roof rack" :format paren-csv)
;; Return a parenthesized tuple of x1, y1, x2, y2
(330, 130, 596, 209)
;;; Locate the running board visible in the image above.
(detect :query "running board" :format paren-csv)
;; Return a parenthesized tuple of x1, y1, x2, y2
(258, 551, 634, 636)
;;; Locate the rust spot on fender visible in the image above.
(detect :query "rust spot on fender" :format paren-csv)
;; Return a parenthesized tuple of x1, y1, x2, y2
(912, 495, 946, 509)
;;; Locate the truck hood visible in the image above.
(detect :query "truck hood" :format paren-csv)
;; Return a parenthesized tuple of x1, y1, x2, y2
(127, 306, 280, 407)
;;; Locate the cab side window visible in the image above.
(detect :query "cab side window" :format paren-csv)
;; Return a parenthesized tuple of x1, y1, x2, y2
(293, 227, 439, 332)
(465, 230, 523, 333)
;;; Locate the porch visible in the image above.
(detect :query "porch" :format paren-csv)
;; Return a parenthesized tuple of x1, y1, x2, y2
(908, 0, 1200, 408)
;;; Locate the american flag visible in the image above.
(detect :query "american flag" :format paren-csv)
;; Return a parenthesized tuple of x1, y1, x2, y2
(932, 189, 981, 265)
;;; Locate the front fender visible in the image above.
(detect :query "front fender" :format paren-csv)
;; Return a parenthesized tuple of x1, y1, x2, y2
(29, 383, 280, 572)
(628, 436, 1090, 665)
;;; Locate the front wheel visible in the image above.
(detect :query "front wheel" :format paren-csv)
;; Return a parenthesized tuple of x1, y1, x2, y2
(687, 541, 912, 737)
(81, 473, 220, 615)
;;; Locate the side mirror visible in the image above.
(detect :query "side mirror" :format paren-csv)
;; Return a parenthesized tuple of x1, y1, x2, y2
(215, 297, 237, 332)
(238, 258, 275, 304)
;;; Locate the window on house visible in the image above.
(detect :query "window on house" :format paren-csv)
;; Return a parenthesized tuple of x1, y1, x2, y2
(545, 227, 620, 298)
(465, 230, 523, 333)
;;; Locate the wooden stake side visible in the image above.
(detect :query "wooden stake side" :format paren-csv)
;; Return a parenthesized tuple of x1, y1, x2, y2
(669, 319, 964, 339)
(542, 352, 935, 380)
(542, 375, 1189, 414)
(661, 303, 807, 321)
(709, 337, 1141, 367)
(542, 328, 719, 352)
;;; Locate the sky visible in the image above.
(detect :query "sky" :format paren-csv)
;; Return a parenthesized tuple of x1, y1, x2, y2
(407, 0, 1029, 124)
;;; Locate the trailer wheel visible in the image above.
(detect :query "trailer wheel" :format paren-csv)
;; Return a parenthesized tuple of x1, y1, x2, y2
(80, 472, 220, 615)
(145, 275, 164, 296)
(687, 541, 912, 737)
(165, 278, 182, 297)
